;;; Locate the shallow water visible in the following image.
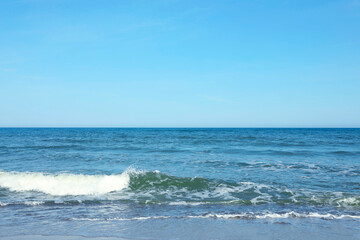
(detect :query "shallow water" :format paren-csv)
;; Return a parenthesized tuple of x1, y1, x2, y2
(0, 128, 359, 239)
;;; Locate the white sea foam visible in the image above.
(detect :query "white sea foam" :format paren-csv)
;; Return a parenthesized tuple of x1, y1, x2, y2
(24, 201, 45, 206)
(0, 170, 130, 196)
(170, 201, 214, 206)
(169, 200, 243, 206)
(188, 212, 360, 220)
(72, 212, 360, 222)
(72, 216, 170, 221)
(337, 197, 358, 204)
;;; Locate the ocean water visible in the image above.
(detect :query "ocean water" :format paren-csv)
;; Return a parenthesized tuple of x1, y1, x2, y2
(0, 128, 360, 239)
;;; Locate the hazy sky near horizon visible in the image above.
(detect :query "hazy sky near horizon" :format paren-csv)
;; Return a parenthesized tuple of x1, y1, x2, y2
(0, 0, 359, 127)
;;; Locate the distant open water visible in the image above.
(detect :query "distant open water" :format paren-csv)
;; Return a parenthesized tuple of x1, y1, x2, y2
(0, 128, 360, 239)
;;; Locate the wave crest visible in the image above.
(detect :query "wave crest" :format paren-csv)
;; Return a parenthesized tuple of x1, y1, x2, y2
(0, 169, 359, 208)
(0, 170, 130, 196)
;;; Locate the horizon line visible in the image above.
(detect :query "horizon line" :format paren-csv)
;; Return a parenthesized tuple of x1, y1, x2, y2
(0, 126, 359, 129)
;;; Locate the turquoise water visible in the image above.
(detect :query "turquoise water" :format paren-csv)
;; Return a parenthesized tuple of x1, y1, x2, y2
(0, 128, 360, 239)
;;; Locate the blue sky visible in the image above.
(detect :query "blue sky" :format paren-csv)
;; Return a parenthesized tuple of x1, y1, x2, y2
(0, 0, 359, 127)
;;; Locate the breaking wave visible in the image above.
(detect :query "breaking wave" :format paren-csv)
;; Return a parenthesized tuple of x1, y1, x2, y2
(0, 170, 130, 196)
(0, 169, 359, 208)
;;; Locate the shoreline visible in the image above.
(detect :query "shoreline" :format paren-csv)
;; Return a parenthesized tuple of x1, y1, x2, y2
(1, 235, 127, 240)
(2, 217, 360, 240)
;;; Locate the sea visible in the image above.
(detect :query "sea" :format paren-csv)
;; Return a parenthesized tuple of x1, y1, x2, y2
(0, 128, 359, 239)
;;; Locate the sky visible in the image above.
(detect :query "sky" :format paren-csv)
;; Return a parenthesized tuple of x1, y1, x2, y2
(0, 0, 359, 127)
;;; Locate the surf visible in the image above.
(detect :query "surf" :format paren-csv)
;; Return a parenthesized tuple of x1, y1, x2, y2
(0, 169, 359, 209)
(0, 170, 130, 196)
